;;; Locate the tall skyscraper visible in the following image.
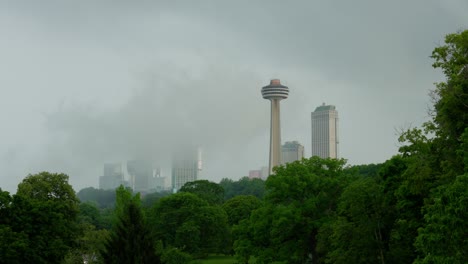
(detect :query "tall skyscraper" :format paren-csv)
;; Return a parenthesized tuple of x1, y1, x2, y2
(148, 167, 167, 192)
(99, 163, 125, 190)
(127, 160, 166, 193)
(262, 79, 289, 175)
(281, 141, 305, 165)
(127, 160, 153, 192)
(311, 103, 339, 158)
(171, 148, 202, 192)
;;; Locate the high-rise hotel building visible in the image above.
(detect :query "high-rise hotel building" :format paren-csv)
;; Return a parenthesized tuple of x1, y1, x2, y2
(281, 141, 304, 165)
(99, 163, 125, 190)
(171, 147, 202, 192)
(311, 104, 339, 159)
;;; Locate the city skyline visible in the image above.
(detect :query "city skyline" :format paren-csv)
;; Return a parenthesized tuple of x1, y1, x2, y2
(1, 1, 467, 192)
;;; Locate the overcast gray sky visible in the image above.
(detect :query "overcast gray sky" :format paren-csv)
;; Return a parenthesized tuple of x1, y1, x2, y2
(1, 0, 467, 192)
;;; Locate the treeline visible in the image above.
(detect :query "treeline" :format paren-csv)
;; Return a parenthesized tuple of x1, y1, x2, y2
(75, 176, 266, 209)
(0, 30, 466, 264)
(0, 173, 265, 263)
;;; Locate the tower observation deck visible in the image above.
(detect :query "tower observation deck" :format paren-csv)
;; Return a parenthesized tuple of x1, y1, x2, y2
(261, 79, 289, 100)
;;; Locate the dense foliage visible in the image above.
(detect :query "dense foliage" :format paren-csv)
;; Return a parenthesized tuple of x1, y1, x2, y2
(219, 176, 266, 200)
(0, 172, 80, 264)
(101, 186, 160, 264)
(149, 192, 230, 258)
(179, 180, 225, 205)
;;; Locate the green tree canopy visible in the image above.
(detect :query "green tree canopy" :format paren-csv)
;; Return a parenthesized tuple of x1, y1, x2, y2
(0, 172, 80, 264)
(222, 195, 261, 226)
(141, 190, 171, 208)
(234, 157, 348, 264)
(219, 177, 265, 200)
(150, 192, 229, 257)
(77, 187, 116, 208)
(414, 173, 468, 264)
(324, 178, 388, 264)
(101, 186, 160, 264)
(179, 180, 224, 205)
(429, 29, 468, 177)
(388, 29, 468, 263)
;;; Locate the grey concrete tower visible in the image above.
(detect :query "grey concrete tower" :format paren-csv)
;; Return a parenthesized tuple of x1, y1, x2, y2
(262, 79, 289, 175)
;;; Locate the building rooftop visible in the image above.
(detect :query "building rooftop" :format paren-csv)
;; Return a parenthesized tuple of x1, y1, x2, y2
(283, 141, 301, 146)
(314, 103, 336, 112)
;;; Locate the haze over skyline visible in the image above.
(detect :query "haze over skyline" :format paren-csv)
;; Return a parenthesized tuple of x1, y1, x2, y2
(1, 1, 467, 192)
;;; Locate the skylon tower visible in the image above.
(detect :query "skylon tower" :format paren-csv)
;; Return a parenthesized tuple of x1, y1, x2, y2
(261, 79, 289, 175)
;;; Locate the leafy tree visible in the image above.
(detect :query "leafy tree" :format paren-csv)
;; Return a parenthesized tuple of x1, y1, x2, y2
(141, 191, 171, 208)
(325, 178, 388, 264)
(232, 218, 254, 264)
(414, 173, 468, 264)
(61, 201, 111, 263)
(342, 163, 382, 178)
(63, 223, 110, 264)
(79, 202, 106, 229)
(220, 177, 265, 200)
(150, 192, 207, 254)
(430, 30, 468, 143)
(192, 205, 230, 255)
(101, 186, 160, 264)
(0, 189, 28, 264)
(77, 187, 116, 208)
(369, 155, 413, 263)
(234, 157, 348, 264)
(425, 29, 468, 180)
(222, 195, 261, 226)
(414, 127, 468, 263)
(0, 188, 11, 218)
(388, 29, 468, 263)
(1, 172, 81, 264)
(0, 226, 28, 264)
(384, 115, 457, 263)
(150, 192, 229, 257)
(179, 180, 224, 205)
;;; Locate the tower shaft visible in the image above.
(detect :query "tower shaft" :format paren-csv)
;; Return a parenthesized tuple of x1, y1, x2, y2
(269, 99, 282, 174)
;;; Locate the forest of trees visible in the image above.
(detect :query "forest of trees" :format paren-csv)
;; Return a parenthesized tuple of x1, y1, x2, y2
(0, 30, 466, 264)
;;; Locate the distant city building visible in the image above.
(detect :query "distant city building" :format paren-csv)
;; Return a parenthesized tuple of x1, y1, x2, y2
(311, 103, 339, 159)
(127, 160, 153, 193)
(171, 148, 202, 192)
(261, 166, 269, 180)
(281, 141, 304, 165)
(148, 167, 167, 192)
(99, 163, 125, 190)
(248, 170, 262, 179)
(248, 166, 269, 180)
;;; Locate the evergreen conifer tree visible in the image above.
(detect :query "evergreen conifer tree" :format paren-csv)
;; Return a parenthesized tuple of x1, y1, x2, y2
(101, 187, 160, 264)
